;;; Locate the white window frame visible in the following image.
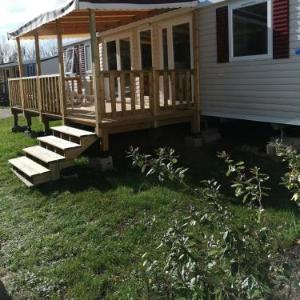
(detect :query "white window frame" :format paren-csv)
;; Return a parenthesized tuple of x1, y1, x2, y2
(84, 44, 92, 73)
(158, 15, 194, 69)
(104, 32, 133, 71)
(64, 47, 75, 75)
(229, 0, 273, 62)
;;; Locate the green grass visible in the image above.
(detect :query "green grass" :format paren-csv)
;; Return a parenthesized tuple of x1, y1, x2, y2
(0, 117, 299, 299)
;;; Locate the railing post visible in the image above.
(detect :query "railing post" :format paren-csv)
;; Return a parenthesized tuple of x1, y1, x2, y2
(34, 31, 43, 118)
(56, 21, 67, 123)
(16, 37, 25, 111)
(89, 9, 103, 136)
(192, 9, 201, 133)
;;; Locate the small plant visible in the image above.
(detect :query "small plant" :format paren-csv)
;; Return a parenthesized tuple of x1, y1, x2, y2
(127, 147, 188, 184)
(218, 151, 270, 221)
(272, 140, 300, 207)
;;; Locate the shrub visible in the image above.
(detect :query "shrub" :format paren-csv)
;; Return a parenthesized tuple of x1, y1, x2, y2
(128, 147, 289, 299)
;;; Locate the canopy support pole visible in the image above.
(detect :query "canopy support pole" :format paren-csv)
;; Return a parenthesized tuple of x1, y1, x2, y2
(89, 9, 103, 137)
(56, 21, 67, 123)
(34, 31, 43, 119)
(16, 37, 25, 112)
(192, 9, 201, 133)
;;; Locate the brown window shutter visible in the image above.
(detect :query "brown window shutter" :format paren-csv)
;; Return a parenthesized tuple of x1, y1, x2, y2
(273, 0, 289, 59)
(79, 44, 86, 76)
(216, 6, 229, 63)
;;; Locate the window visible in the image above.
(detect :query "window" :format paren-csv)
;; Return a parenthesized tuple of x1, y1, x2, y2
(65, 48, 75, 74)
(162, 28, 169, 70)
(120, 37, 131, 71)
(106, 41, 117, 70)
(173, 23, 191, 69)
(85, 44, 92, 72)
(140, 30, 152, 70)
(229, 0, 272, 60)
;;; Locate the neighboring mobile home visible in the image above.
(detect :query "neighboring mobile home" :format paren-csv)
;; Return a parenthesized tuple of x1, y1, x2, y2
(0, 56, 59, 101)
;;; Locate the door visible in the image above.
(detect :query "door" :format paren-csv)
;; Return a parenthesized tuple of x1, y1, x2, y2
(159, 21, 193, 105)
(140, 29, 152, 96)
(105, 36, 132, 104)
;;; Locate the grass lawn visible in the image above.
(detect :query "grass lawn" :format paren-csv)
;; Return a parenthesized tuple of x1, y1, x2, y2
(0, 116, 299, 299)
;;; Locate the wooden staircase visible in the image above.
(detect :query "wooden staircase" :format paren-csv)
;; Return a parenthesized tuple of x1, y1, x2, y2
(9, 125, 97, 187)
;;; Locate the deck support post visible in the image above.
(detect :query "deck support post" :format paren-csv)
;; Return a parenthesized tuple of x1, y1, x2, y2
(56, 21, 67, 124)
(41, 115, 50, 133)
(25, 113, 32, 132)
(34, 31, 43, 119)
(12, 111, 19, 128)
(151, 24, 160, 128)
(16, 37, 25, 113)
(192, 9, 201, 133)
(89, 9, 103, 138)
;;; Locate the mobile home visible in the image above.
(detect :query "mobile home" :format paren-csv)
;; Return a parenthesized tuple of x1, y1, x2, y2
(5, 0, 295, 186)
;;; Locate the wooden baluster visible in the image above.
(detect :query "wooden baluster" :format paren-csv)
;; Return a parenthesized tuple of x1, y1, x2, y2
(120, 71, 126, 114)
(140, 72, 145, 112)
(171, 71, 176, 110)
(153, 70, 159, 120)
(149, 71, 154, 111)
(163, 71, 169, 108)
(179, 71, 184, 106)
(186, 71, 191, 107)
(109, 72, 116, 117)
(99, 72, 105, 116)
(50, 77, 54, 113)
(130, 71, 136, 112)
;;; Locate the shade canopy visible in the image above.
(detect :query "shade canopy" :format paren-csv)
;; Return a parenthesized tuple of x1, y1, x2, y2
(8, 0, 198, 40)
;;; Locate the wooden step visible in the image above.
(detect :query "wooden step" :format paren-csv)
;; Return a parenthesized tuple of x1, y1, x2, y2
(9, 156, 51, 186)
(11, 168, 34, 187)
(38, 136, 81, 151)
(23, 146, 65, 164)
(51, 125, 96, 138)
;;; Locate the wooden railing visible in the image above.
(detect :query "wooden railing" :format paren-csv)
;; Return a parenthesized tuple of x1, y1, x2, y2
(100, 69, 195, 118)
(8, 75, 61, 115)
(23, 77, 38, 110)
(8, 78, 22, 107)
(8, 69, 195, 121)
(157, 70, 195, 110)
(101, 70, 153, 118)
(40, 75, 61, 114)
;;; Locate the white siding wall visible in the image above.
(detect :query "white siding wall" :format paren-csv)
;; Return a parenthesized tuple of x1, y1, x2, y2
(199, 0, 300, 125)
(41, 57, 59, 75)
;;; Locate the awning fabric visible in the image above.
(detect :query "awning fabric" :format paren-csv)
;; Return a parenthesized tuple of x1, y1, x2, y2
(8, 0, 198, 40)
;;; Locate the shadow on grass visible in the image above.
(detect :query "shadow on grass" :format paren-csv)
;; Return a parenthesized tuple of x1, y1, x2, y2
(0, 281, 11, 300)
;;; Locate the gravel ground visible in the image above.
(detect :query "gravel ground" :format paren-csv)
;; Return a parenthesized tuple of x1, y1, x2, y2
(0, 108, 11, 120)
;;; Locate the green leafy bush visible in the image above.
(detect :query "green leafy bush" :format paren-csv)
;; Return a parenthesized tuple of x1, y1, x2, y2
(128, 147, 290, 299)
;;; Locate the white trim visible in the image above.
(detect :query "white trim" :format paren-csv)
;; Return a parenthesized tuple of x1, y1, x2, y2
(84, 44, 92, 73)
(228, 0, 273, 62)
(64, 47, 75, 75)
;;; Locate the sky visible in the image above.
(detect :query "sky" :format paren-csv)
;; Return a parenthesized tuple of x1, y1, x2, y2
(0, 0, 70, 38)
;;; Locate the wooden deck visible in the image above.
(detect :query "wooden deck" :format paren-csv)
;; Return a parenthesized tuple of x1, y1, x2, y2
(9, 69, 198, 150)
